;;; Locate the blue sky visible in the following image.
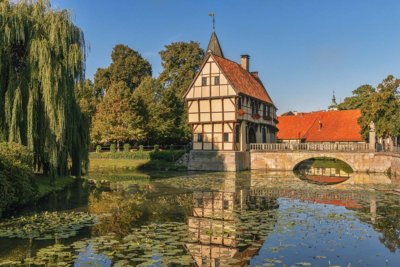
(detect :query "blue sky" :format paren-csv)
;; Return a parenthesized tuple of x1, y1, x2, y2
(52, 0, 400, 113)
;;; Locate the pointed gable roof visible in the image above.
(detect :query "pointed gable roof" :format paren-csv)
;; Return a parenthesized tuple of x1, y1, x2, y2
(213, 54, 274, 105)
(207, 32, 224, 57)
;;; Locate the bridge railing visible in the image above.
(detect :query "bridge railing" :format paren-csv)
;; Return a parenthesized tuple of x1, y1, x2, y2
(250, 142, 371, 152)
(378, 145, 400, 153)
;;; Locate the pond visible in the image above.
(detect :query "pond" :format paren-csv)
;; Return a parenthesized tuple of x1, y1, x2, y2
(1, 168, 400, 266)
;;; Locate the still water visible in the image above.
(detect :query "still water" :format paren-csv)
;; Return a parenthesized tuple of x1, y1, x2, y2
(0, 169, 400, 266)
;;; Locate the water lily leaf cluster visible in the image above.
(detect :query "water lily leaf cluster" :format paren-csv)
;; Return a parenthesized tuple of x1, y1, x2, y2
(0, 211, 98, 240)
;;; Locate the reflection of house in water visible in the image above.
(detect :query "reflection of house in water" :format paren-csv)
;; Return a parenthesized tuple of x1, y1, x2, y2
(186, 174, 278, 266)
(187, 191, 238, 266)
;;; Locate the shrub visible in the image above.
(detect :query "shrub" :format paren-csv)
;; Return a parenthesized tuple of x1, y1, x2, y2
(149, 150, 185, 162)
(110, 144, 117, 153)
(89, 151, 151, 160)
(139, 145, 144, 152)
(0, 142, 37, 213)
(96, 145, 102, 153)
(123, 143, 131, 152)
(153, 145, 159, 152)
(137, 160, 186, 172)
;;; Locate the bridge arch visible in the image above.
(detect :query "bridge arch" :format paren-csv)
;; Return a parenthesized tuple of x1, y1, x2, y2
(292, 154, 354, 173)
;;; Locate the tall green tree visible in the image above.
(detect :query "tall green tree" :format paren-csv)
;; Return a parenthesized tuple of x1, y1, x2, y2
(338, 84, 376, 110)
(0, 0, 88, 177)
(339, 76, 400, 141)
(133, 77, 162, 144)
(158, 42, 204, 144)
(360, 75, 400, 141)
(75, 79, 99, 120)
(159, 42, 204, 96)
(91, 44, 152, 147)
(94, 44, 152, 93)
(91, 81, 147, 147)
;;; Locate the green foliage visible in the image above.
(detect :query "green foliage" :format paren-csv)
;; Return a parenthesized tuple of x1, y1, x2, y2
(153, 144, 160, 152)
(110, 144, 117, 153)
(149, 150, 185, 162)
(0, 0, 89, 177)
(123, 143, 131, 152)
(92, 81, 147, 144)
(139, 145, 144, 152)
(91, 41, 203, 147)
(75, 79, 99, 122)
(159, 41, 204, 96)
(137, 160, 186, 172)
(91, 44, 151, 145)
(157, 42, 204, 145)
(133, 77, 163, 143)
(90, 151, 150, 160)
(310, 157, 353, 173)
(339, 76, 400, 140)
(0, 211, 97, 239)
(0, 142, 37, 212)
(96, 145, 102, 153)
(338, 84, 375, 110)
(94, 44, 152, 93)
(35, 175, 75, 198)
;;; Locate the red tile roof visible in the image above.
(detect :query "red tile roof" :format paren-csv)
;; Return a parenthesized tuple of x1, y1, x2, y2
(213, 55, 274, 105)
(277, 110, 363, 142)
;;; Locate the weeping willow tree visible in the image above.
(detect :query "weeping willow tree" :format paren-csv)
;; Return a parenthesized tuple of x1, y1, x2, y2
(0, 0, 89, 177)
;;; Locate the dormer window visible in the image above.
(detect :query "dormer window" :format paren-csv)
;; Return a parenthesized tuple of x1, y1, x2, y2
(201, 77, 207, 86)
(214, 76, 220, 85)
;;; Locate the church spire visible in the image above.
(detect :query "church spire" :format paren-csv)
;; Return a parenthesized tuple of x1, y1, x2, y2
(207, 31, 224, 58)
(328, 90, 338, 110)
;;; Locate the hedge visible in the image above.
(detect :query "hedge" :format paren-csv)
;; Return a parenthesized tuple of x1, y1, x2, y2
(0, 142, 37, 213)
(89, 150, 185, 162)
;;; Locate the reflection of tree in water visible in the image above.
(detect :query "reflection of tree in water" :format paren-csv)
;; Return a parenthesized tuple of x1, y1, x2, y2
(357, 192, 400, 252)
(376, 205, 400, 252)
(89, 191, 144, 237)
(88, 186, 193, 237)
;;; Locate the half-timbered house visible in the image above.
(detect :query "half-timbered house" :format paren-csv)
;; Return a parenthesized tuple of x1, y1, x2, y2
(184, 32, 277, 152)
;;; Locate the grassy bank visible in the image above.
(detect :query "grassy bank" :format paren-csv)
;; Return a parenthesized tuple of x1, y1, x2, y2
(88, 150, 187, 181)
(34, 175, 76, 198)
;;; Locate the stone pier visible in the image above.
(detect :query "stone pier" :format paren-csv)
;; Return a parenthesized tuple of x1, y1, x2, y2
(188, 151, 250, 171)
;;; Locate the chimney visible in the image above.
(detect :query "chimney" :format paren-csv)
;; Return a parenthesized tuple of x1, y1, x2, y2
(241, 55, 249, 71)
(251, 71, 259, 79)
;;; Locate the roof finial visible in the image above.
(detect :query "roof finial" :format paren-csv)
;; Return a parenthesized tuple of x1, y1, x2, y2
(208, 13, 215, 31)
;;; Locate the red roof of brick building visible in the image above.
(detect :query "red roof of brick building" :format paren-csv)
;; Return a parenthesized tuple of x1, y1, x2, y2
(213, 54, 274, 105)
(277, 109, 364, 142)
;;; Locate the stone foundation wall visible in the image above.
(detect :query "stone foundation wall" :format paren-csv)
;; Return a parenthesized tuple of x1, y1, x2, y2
(390, 154, 400, 177)
(188, 151, 250, 171)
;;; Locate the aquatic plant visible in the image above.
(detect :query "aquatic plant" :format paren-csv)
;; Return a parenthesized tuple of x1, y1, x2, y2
(0, 211, 98, 240)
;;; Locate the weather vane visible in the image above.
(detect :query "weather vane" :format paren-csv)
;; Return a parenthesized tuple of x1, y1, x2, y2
(208, 13, 215, 31)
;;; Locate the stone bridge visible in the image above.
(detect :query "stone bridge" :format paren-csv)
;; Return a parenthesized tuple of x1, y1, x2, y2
(188, 143, 400, 174)
(250, 150, 400, 174)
